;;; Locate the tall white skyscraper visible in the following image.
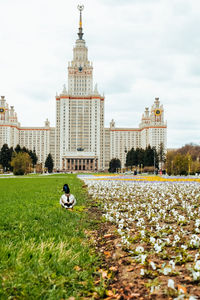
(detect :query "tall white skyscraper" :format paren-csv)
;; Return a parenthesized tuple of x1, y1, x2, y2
(55, 5, 105, 171)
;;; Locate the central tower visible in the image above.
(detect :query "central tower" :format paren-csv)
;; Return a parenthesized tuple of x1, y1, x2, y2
(68, 5, 93, 96)
(55, 5, 105, 171)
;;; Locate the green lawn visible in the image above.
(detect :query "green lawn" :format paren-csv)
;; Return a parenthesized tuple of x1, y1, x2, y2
(0, 174, 103, 299)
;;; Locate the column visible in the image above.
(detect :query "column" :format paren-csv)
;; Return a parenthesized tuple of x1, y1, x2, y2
(66, 159, 68, 170)
(77, 159, 80, 171)
(96, 159, 98, 171)
(74, 159, 76, 170)
(93, 159, 95, 171)
(70, 159, 72, 170)
(89, 159, 92, 171)
(62, 158, 64, 170)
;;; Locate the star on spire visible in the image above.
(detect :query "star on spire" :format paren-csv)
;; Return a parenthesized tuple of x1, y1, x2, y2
(77, 4, 84, 40)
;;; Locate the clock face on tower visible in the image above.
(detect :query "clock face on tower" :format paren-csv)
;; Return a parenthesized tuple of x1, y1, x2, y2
(155, 109, 161, 116)
(0, 107, 5, 113)
(78, 66, 83, 72)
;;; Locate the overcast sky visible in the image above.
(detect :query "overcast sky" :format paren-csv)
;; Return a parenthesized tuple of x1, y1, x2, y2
(0, 0, 200, 148)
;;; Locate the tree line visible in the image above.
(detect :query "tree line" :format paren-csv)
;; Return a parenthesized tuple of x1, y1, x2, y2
(0, 144, 54, 175)
(125, 146, 160, 169)
(109, 144, 166, 173)
(166, 144, 200, 175)
(109, 143, 200, 175)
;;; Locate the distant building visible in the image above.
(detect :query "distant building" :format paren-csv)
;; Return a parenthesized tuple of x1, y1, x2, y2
(0, 6, 167, 171)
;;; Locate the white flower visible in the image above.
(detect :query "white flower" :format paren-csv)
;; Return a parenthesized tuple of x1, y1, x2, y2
(192, 270, 200, 281)
(168, 279, 175, 289)
(154, 243, 162, 253)
(150, 236, 156, 244)
(140, 268, 145, 276)
(150, 286, 154, 293)
(194, 260, 200, 271)
(140, 254, 147, 264)
(178, 215, 185, 222)
(195, 219, 200, 227)
(195, 253, 199, 262)
(169, 260, 175, 269)
(118, 223, 123, 229)
(136, 246, 144, 253)
(181, 245, 187, 250)
(117, 228, 123, 235)
(163, 267, 172, 275)
(174, 295, 185, 300)
(150, 261, 156, 270)
(190, 235, 200, 248)
(189, 296, 198, 300)
(164, 238, 170, 244)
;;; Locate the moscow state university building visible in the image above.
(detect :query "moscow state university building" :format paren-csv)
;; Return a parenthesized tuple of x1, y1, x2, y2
(0, 6, 167, 171)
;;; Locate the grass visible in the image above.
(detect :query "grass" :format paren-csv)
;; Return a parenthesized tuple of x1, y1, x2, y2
(0, 174, 103, 299)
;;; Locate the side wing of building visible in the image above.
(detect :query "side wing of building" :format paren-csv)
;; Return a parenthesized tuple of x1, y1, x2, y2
(106, 98, 167, 168)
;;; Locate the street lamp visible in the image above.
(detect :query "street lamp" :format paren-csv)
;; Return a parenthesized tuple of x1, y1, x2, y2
(188, 155, 191, 176)
(171, 160, 174, 175)
(153, 148, 156, 174)
(124, 147, 127, 172)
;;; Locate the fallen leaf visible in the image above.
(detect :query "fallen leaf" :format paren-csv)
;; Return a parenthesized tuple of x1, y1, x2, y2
(104, 251, 111, 257)
(185, 276, 192, 281)
(79, 281, 87, 286)
(106, 290, 115, 296)
(127, 266, 135, 272)
(104, 234, 113, 238)
(92, 292, 99, 299)
(74, 266, 81, 271)
(109, 266, 118, 272)
(98, 269, 108, 278)
(177, 284, 187, 294)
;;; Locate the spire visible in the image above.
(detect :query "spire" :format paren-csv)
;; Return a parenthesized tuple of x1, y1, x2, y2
(77, 4, 84, 40)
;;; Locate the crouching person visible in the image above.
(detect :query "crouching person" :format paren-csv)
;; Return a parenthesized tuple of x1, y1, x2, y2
(60, 184, 76, 209)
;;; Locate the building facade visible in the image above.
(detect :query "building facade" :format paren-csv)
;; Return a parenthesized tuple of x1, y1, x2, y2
(104, 97, 167, 169)
(0, 6, 167, 171)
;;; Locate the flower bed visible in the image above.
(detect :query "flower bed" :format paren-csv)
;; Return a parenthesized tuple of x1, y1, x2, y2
(79, 174, 200, 299)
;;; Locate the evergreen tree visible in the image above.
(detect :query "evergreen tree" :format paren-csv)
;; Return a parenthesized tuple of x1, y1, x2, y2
(131, 148, 138, 167)
(125, 146, 159, 170)
(108, 158, 121, 173)
(14, 144, 21, 153)
(9, 147, 14, 171)
(29, 150, 38, 167)
(22, 146, 28, 153)
(0, 144, 12, 172)
(126, 148, 138, 169)
(158, 142, 166, 169)
(136, 148, 145, 166)
(144, 146, 154, 166)
(45, 153, 54, 173)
